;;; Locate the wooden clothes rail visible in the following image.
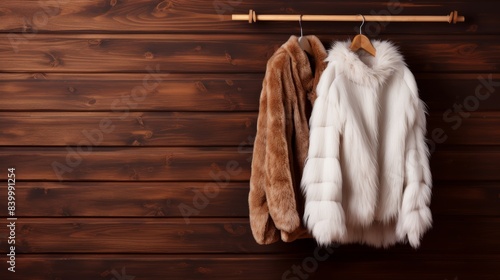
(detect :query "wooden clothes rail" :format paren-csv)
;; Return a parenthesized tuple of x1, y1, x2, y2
(232, 10, 465, 24)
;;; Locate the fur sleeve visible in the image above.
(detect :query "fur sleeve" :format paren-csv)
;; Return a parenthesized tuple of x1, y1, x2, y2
(249, 53, 299, 244)
(263, 55, 301, 233)
(396, 68, 433, 248)
(301, 64, 347, 246)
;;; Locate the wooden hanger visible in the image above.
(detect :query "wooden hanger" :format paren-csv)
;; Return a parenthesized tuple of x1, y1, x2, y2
(350, 14, 376, 56)
(298, 15, 313, 55)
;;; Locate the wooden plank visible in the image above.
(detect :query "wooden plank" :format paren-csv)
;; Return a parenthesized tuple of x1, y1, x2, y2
(0, 182, 249, 217)
(0, 148, 498, 181)
(0, 34, 499, 73)
(0, 182, 497, 217)
(431, 182, 500, 216)
(0, 112, 473, 146)
(0, 217, 498, 254)
(0, 112, 257, 146)
(0, 73, 499, 112)
(7, 254, 500, 280)
(1, 34, 268, 73)
(0, 112, 499, 146)
(417, 73, 500, 112)
(0, 73, 260, 112)
(0, 147, 252, 181)
(0, 0, 497, 34)
(430, 149, 500, 181)
(427, 112, 500, 147)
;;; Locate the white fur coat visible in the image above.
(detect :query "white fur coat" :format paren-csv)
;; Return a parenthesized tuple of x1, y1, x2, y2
(301, 40, 432, 248)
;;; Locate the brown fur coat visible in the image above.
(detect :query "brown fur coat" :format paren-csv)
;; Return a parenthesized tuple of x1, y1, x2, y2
(249, 35, 327, 244)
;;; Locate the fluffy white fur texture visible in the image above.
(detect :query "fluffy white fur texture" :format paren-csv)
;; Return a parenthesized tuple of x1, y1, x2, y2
(301, 40, 432, 248)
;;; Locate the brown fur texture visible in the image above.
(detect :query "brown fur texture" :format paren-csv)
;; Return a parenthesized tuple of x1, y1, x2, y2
(249, 35, 327, 244)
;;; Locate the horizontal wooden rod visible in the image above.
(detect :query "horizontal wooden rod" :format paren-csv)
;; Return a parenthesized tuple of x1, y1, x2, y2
(232, 10, 465, 24)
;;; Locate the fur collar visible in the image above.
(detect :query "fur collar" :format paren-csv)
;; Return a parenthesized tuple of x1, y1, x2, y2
(326, 40, 406, 88)
(282, 35, 327, 102)
(282, 35, 327, 79)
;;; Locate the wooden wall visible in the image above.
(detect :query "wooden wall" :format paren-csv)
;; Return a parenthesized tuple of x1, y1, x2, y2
(0, 0, 499, 279)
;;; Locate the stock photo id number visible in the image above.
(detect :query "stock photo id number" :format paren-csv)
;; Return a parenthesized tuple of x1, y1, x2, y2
(6, 168, 17, 273)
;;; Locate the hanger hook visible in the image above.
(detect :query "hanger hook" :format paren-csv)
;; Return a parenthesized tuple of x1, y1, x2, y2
(299, 15, 304, 37)
(358, 14, 365, 35)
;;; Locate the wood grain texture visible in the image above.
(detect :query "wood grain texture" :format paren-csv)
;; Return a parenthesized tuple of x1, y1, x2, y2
(0, 74, 500, 112)
(430, 149, 500, 181)
(6, 254, 500, 280)
(0, 74, 260, 112)
(1, 34, 499, 73)
(0, 112, 499, 146)
(0, 0, 497, 35)
(0, 217, 498, 254)
(0, 147, 252, 181)
(426, 112, 500, 146)
(417, 73, 500, 112)
(0, 182, 497, 217)
(0, 112, 257, 146)
(1, 182, 250, 217)
(0, 148, 497, 181)
(431, 182, 500, 216)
